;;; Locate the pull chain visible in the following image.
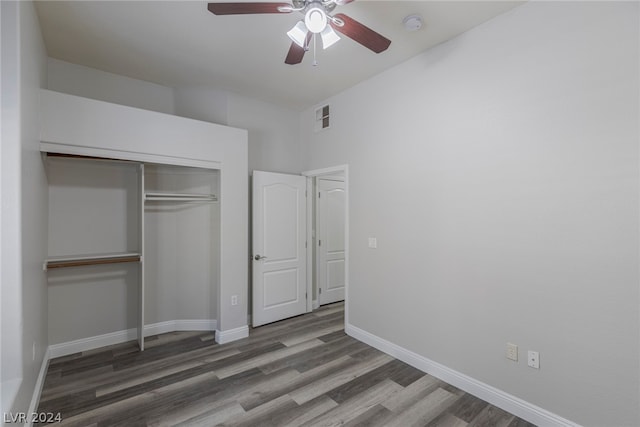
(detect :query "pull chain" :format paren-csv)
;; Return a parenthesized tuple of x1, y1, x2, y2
(313, 33, 318, 67)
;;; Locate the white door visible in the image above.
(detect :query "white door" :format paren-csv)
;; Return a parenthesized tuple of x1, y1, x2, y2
(252, 171, 307, 327)
(317, 178, 346, 305)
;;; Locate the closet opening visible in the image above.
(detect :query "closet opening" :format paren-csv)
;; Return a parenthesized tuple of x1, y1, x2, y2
(44, 153, 220, 353)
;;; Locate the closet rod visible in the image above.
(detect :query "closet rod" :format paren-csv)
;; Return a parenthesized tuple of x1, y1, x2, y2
(145, 192, 217, 202)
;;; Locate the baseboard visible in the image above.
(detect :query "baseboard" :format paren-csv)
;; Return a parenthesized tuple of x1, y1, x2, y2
(26, 347, 51, 427)
(49, 319, 218, 359)
(345, 323, 581, 427)
(144, 319, 217, 337)
(215, 325, 249, 344)
(312, 299, 320, 310)
(49, 328, 137, 359)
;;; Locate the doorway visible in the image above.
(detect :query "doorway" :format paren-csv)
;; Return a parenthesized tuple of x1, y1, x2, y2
(303, 165, 349, 319)
(251, 165, 348, 327)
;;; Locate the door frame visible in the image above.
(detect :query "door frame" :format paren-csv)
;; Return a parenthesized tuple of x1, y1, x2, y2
(316, 176, 345, 307)
(302, 165, 349, 324)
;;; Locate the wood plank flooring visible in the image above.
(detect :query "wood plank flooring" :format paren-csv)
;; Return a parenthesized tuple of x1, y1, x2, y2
(37, 303, 537, 426)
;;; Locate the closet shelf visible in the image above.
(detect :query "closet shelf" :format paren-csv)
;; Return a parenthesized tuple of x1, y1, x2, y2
(144, 192, 217, 202)
(45, 252, 141, 270)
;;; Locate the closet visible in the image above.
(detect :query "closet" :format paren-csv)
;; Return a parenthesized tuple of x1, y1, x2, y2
(143, 163, 219, 346)
(40, 89, 248, 355)
(45, 154, 220, 351)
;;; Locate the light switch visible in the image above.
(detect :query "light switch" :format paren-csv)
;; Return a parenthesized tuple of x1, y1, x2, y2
(368, 237, 377, 249)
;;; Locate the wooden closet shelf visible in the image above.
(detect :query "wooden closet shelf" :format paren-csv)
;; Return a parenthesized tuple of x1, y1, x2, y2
(46, 152, 135, 163)
(45, 253, 141, 270)
(144, 192, 217, 202)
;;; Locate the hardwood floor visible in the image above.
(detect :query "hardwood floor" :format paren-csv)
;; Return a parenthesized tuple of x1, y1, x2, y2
(37, 303, 537, 426)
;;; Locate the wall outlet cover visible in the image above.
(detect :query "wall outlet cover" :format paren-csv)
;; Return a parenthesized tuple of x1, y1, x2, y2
(527, 350, 540, 369)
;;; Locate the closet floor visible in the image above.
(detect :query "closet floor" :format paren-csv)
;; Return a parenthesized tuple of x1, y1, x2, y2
(37, 302, 537, 426)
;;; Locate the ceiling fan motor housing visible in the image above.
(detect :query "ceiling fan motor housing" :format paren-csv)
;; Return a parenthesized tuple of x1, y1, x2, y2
(304, 1, 328, 33)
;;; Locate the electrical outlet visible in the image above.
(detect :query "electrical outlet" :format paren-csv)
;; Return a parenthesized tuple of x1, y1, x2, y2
(528, 350, 540, 369)
(506, 343, 518, 361)
(231, 295, 238, 306)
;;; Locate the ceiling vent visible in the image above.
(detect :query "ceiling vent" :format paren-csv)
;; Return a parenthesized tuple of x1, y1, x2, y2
(314, 104, 330, 132)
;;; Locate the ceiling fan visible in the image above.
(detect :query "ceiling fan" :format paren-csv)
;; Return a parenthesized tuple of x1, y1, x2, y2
(207, 0, 391, 65)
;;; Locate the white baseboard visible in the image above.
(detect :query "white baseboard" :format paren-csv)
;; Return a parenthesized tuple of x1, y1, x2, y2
(312, 299, 320, 310)
(345, 323, 581, 427)
(215, 325, 249, 344)
(26, 347, 51, 427)
(49, 319, 218, 359)
(144, 319, 217, 337)
(49, 328, 137, 359)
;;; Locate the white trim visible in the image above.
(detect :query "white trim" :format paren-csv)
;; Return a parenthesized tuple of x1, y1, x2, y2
(48, 319, 218, 359)
(302, 164, 349, 328)
(40, 141, 222, 170)
(144, 319, 217, 337)
(26, 347, 51, 427)
(312, 299, 320, 310)
(305, 176, 313, 313)
(344, 166, 349, 328)
(302, 165, 348, 178)
(345, 323, 581, 427)
(49, 328, 137, 359)
(215, 325, 249, 344)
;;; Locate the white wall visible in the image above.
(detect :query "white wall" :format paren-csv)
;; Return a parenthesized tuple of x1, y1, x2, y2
(1, 0, 23, 413)
(47, 58, 175, 115)
(301, 2, 639, 426)
(47, 60, 303, 175)
(173, 86, 228, 126)
(227, 93, 302, 174)
(1, 0, 48, 416)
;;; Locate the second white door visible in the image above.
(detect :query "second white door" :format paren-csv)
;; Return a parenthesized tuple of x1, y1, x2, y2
(317, 178, 346, 305)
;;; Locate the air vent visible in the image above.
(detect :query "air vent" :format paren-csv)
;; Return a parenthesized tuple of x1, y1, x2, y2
(314, 104, 330, 132)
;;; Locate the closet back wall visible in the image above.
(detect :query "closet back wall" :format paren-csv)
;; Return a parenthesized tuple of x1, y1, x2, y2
(144, 165, 220, 326)
(47, 157, 140, 344)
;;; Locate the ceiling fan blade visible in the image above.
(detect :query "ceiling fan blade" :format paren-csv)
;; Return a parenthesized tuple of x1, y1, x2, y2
(284, 33, 312, 65)
(207, 2, 292, 15)
(330, 13, 391, 53)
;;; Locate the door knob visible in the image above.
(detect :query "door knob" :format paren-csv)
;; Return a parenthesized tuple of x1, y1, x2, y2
(254, 254, 267, 261)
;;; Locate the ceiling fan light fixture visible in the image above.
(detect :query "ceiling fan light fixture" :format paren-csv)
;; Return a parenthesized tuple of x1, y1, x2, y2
(305, 6, 327, 33)
(320, 25, 340, 49)
(287, 21, 309, 47)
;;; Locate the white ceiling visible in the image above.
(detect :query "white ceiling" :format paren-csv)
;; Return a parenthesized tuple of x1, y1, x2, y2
(35, 1, 524, 111)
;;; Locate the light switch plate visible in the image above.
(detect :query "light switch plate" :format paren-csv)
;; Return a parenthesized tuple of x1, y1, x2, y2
(506, 343, 518, 361)
(368, 237, 377, 248)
